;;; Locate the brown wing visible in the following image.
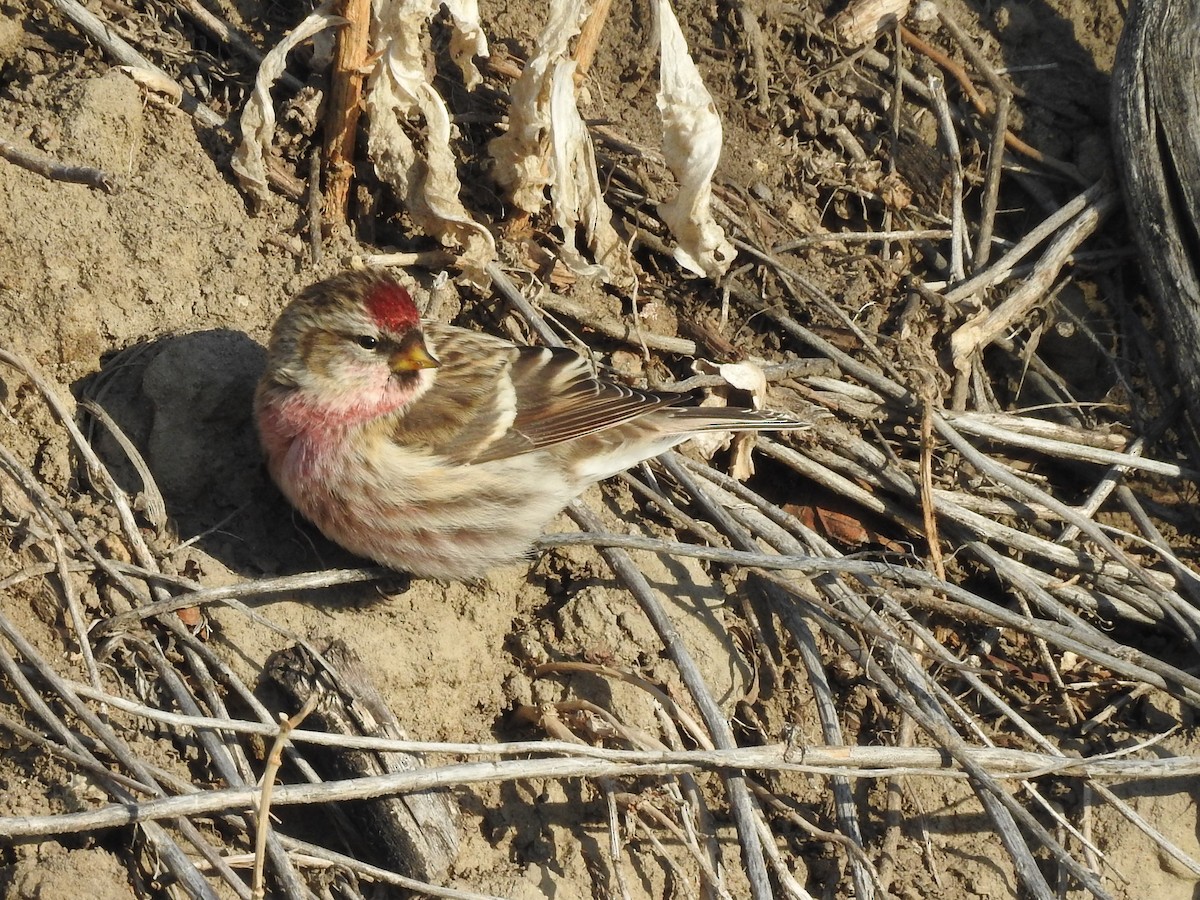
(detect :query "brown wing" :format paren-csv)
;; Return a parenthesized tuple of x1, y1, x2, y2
(393, 323, 685, 465)
(490, 344, 684, 454)
(388, 326, 526, 463)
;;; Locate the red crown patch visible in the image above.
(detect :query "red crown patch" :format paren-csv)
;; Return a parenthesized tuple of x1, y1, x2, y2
(365, 279, 420, 332)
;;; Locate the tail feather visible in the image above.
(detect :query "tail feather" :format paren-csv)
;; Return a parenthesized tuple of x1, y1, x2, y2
(660, 405, 808, 434)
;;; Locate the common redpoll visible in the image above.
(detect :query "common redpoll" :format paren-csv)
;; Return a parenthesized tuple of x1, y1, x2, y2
(254, 270, 806, 578)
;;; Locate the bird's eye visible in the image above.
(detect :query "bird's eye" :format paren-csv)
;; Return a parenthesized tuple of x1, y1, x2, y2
(355, 335, 379, 350)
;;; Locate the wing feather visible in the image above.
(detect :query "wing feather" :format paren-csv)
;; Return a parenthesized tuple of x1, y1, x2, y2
(392, 323, 803, 466)
(478, 345, 685, 461)
(393, 324, 686, 464)
(388, 325, 529, 463)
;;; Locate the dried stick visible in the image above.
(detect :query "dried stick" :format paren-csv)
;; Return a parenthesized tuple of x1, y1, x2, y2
(275, 835, 503, 900)
(927, 75, 966, 281)
(12, 739, 1200, 838)
(80, 399, 167, 530)
(174, 0, 303, 92)
(944, 415, 1192, 479)
(930, 0, 1023, 257)
(364, 250, 457, 268)
(573, 0, 612, 81)
(734, 1, 771, 114)
(0, 136, 117, 192)
(27, 500, 101, 690)
(5, 358, 301, 893)
(254, 694, 319, 900)
(95, 566, 385, 634)
(943, 179, 1110, 304)
(774, 228, 953, 251)
(656, 455, 876, 898)
(790, 599, 1107, 898)
(538, 290, 699, 355)
(46, 0, 225, 129)
(619, 793, 733, 899)
(307, 144, 324, 265)
(974, 92, 1009, 268)
(1090, 779, 1200, 878)
(0, 711, 154, 796)
(567, 502, 773, 900)
(535, 662, 710, 748)
(1116, 485, 1200, 604)
(1057, 437, 1143, 544)
(918, 402, 946, 580)
(0, 350, 174, 601)
(0, 441, 149, 607)
(949, 189, 1120, 398)
(485, 261, 563, 345)
(322, 0, 370, 224)
(873, 590, 1115, 865)
(0, 616, 226, 898)
(932, 415, 1200, 636)
(876, 714, 915, 892)
(785, 606, 876, 899)
(490, 272, 771, 898)
(898, 23, 1081, 183)
(63, 363, 311, 894)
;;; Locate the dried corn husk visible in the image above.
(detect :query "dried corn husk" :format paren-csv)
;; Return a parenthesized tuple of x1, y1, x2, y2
(490, 0, 635, 289)
(655, 0, 735, 279)
(231, 2, 343, 205)
(365, 0, 494, 282)
(489, 0, 587, 213)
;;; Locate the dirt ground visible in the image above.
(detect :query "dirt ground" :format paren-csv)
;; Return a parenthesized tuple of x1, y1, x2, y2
(2, 0, 1199, 898)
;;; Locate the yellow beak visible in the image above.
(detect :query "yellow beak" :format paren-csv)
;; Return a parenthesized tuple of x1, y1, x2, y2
(389, 338, 439, 373)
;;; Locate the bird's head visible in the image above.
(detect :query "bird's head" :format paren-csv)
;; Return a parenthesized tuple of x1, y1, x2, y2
(260, 270, 440, 417)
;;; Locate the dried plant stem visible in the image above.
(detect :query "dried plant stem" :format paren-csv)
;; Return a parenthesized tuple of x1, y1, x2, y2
(0, 614, 228, 898)
(567, 501, 773, 900)
(2, 347, 312, 896)
(174, 0, 303, 92)
(322, 0, 370, 224)
(876, 714, 915, 892)
(975, 90, 1010, 267)
(573, 0, 612, 80)
(0, 440, 151, 607)
(535, 662, 710, 747)
(30, 500, 101, 689)
(254, 695, 319, 899)
(95, 566, 385, 634)
(930, 0, 1019, 266)
(927, 75, 967, 281)
(620, 792, 733, 899)
(538, 290, 699, 355)
(918, 403, 946, 579)
(365, 250, 457, 268)
(276, 835, 504, 899)
(899, 23, 1080, 182)
(9, 737, 1200, 839)
(950, 189, 1120, 399)
(80, 399, 167, 529)
(0, 136, 117, 192)
(46, 0, 225, 128)
(774, 228, 953, 251)
(489, 274, 772, 897)
(944, 180, 1112, 304)
(734, 1, 771, 114)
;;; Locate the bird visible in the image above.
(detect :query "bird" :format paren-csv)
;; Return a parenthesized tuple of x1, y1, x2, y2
(254, 269, 807, 579)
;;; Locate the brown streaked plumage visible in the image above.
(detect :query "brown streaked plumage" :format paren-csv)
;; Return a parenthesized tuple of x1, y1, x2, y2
(254, 269, 807, 578)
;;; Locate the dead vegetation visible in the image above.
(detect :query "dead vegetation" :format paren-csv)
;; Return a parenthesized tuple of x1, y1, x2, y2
(1, 0, 1197, 898)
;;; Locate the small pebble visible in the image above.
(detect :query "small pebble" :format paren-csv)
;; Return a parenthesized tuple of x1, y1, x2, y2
(911, 1, 938, 27)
